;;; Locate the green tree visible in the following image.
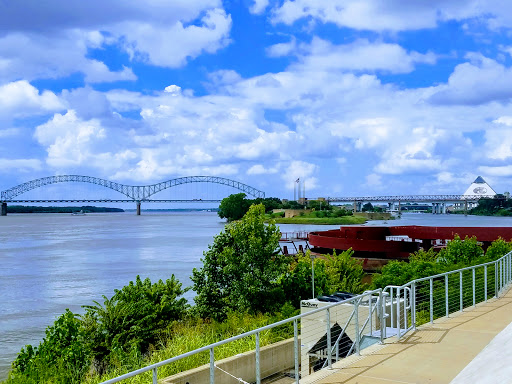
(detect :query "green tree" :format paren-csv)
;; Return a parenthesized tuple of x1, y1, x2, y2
(437, 235, 484, 265)
(279, 250, 329, 307)
(192, 204, 286, 320)
(324, 249, 366, 294)
(485, 237, 512, 261)
(217, 193, 251, 221)
(362, 202, 374, 212)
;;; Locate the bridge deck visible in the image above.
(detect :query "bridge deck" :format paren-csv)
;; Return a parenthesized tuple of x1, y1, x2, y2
(303, 287, 512, 384)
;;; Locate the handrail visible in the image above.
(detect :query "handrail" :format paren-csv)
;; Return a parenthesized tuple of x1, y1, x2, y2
(101, 288, 383, 384)
(100, 251, 512, 384)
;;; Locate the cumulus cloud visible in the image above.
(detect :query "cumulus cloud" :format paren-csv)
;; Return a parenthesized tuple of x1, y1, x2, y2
(249, 0, 269, 15)
(0, 32, 136, 83)
(272, 0, 488, 31)
(247, 164, 279, 175)
(0, 80, 63, 117)
(0, 1, 230, 83)
(119, 8, 232, 68)
(429, 54, 512, 105)
(34, 110, 107, 167)
(292, 38, 436, 74)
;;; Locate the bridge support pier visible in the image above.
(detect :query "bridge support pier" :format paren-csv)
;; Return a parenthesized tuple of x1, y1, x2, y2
(464, 200, 468, 216)
(136, 201, 141, 216)
(1, 202, 6, 216)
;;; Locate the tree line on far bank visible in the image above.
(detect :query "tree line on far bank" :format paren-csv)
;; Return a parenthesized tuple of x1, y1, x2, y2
(5, 203, 512, 384)
(217, 193, 353, 222)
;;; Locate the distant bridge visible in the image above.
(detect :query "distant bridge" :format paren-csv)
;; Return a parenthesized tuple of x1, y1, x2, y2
(0, 175, 265, 215)
(326, 194, 486, 214)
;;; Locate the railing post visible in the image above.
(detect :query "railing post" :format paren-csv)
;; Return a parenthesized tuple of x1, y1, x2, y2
(445, 275, 449, 317)
(397, 287, 401, 340)
(379, 291, 385, 343)
(404, 287, 408, 331)
(485, 265, 488, 302)
(152, 368, 157, 384)
(326, 308, 332, 367)
(495, 261, 499, 298)
(460, 271, 463, 312)
(369, 293, 373, 335)
(472, 268, 476, 307)
(256, 332, 261, 384)
(412, 282, 416, 330)
(210, 347, 215, 384)
(430, 278, 433, 324)
(294, 320, 299, 384)
(390, 289, 395, 330)
(354, 299, 361, 355)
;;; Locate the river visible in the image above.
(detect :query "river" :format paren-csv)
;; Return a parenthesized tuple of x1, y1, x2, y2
(1, 211, 512, 379)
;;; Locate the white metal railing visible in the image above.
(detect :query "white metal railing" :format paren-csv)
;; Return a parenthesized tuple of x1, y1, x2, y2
(100, 251, 512, 384)
(386, 251, 512, 341)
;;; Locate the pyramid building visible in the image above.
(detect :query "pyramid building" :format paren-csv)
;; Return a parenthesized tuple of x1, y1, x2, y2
(458, 176, 496, 209)
(463, 176, 496, 198)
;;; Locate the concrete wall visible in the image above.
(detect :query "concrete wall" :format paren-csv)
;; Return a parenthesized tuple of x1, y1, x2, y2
(161, 338, 296, 384)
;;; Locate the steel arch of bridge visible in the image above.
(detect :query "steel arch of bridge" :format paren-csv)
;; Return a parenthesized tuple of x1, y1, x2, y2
(0, 175, 265, 201)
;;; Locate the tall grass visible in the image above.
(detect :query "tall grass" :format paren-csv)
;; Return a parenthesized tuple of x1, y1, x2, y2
(83, 312, 294, 384)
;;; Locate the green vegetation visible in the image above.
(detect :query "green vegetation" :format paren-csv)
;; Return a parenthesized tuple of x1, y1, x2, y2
(7, 206, 124, 213)
(192, 204, 286, 320)
(271, 216, 367, 225)
(217, 193, 357, 222)
(6, 202, 512, 384)
(470, 195, 512, 216)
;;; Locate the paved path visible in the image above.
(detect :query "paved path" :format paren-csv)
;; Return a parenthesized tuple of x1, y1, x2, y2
(304, 287, 512, 384)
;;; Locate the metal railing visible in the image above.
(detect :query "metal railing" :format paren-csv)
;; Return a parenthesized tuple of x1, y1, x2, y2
(100, 289, 386, 384)
(101, 251, 512, 384)
(387, 251, 512, 341)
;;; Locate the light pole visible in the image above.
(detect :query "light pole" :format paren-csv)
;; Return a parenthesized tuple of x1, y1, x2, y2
(310, 253, 316, 298)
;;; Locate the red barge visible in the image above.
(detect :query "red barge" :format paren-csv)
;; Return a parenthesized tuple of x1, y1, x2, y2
(309, 226, 512, 271)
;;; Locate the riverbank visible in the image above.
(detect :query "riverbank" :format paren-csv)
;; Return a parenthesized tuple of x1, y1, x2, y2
(272, 216, 367, 225)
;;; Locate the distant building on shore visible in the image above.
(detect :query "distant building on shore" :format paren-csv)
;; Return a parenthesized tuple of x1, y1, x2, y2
(460, 176, 496, 209)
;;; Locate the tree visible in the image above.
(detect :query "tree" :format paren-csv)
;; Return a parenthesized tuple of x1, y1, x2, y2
(485, 238, 512, 261)
(437, 235, 484, 265)
(192, 204, 287, 320)
(362, 202, 374, 212)
(279, 250, 329, 307)
(325, 249, 366, 294)
(217, 193, 251, 221)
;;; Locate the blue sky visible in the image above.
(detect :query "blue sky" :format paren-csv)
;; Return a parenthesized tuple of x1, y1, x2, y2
(1, 0, 512, 200)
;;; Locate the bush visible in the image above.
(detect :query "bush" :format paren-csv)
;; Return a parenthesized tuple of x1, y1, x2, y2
(82, 275, 188, 369)
(9, 309, 91, 383)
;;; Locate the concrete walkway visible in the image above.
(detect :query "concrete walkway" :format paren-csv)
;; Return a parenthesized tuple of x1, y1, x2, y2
(304, 287, 512, 384)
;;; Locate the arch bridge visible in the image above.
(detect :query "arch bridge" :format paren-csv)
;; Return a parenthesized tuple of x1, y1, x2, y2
(0, 175, 265, 215)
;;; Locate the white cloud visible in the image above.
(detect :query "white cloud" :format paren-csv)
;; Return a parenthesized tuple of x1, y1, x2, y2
(164, 85, 182, 95)
(266, 38, 296, 58)
(119, 8, 232, 68)
(0, 32, 136, 83)
(429, 54, 512, 105)
(249, 0, 269, 15)
(484, 117, 512, 160)
(34, 110, 107, 167)
(272, 0, 486, 31)
(293, 38, 436, 74)
(247, 164, 279, 175)
(478, 166, 512, 177)
(282, 161, 319, 191)
(0, 80, 63, 117)
(0, 158, 42, 172)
